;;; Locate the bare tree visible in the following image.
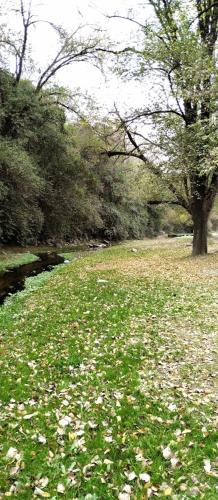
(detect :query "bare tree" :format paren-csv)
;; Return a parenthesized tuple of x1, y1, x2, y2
(0, 0, 129, 93)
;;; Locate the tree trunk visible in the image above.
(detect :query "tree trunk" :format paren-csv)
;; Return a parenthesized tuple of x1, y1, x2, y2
(192, 209, 208, 256)
(190, 181, 218, 256)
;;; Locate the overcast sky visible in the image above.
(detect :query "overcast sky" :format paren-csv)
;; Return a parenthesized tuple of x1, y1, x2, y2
(3, 0, 156, 115)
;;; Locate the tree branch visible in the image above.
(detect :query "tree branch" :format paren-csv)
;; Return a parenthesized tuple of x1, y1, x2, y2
(36, 45, 133, 91)
(103, 150, 147, 161)
(125, 108, 186, 124)
(147, 200, 180, 205)
(107, 14, 147, 30)
(16, 0, 32, 83)
(55, 100, 85, 120)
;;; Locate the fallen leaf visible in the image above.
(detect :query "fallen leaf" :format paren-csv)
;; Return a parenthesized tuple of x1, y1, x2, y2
(123, 485, 131, 493)
(162, 447, 173, 459)
(6, 448, 20, 461)
(57, 483, 65, 494)
(125, 471, 136, 481)
(38, 434, 46, 445)
(34, 487, 50, 497)
(58, 416, 72, 427)
(139, 472, 151, 482)
(163, 487, 172, 496)
(118, 494, 130, 500)
(203, 459, 211, 474)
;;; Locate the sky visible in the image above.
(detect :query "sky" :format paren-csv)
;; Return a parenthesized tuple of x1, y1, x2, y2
(3, 0, 156, 116)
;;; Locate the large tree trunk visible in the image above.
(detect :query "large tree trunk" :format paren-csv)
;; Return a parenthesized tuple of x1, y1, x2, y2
(192, 208, 209, 256)
(190, 179, 217, 256)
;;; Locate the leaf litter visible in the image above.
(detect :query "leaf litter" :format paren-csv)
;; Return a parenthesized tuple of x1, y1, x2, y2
(0, 237, 217, 498)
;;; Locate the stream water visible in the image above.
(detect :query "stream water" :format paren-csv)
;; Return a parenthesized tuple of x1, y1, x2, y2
(0, 252, 65, 304)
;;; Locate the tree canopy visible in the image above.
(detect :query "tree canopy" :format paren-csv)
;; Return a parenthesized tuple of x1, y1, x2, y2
(106, 0, 218, 255)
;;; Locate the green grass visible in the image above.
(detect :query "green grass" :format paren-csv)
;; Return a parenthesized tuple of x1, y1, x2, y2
(0, 239, 217, 498)
(0, 243, 85, 272)
(0, 252, 38, 272)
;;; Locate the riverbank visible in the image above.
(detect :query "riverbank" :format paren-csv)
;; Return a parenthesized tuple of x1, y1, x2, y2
(0, 238, 217, 498)
(0, 243, 88, 273)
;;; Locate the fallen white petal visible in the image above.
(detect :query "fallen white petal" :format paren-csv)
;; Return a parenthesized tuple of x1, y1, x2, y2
(104, 436, 113, 443)
(23, 412, 37, 420)
(34, 487, 50, 497)
(9, 466, 19, 476)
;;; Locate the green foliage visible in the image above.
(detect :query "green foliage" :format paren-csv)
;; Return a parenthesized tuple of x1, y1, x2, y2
(0, 69, 161, 244)
(61, 123, 161, 241)
(0, 138, 43, 244)
(113, 0, 218, 254)
(210, 196, 218, 231)
(0, 0, 171, 246)
(161, 206, 193, 234)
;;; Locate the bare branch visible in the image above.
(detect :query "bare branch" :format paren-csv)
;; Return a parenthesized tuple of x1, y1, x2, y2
(124, 108, 186, 124)
(55, 100, 85, 120)
(107, 14, 147, 30)
(104, 150, 146, 160)
(167, 181, 189, 210)
(16, 0, 33, 82)
(36, 42, 133, 91)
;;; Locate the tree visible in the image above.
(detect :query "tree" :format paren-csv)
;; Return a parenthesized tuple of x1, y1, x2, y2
(0, 64, 159, 244)
(66, 121, 161, 241)
(107, 0, 218, 255)
(0, 0, 129, 96)
(0, 137, 43, 244)
(0, 1, 142, 245)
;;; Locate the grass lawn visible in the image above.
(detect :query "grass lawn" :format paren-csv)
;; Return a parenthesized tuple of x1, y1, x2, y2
(0, 243, 84, 273)
(0, 238, 217, 499)
(0, 252, 38, 273)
